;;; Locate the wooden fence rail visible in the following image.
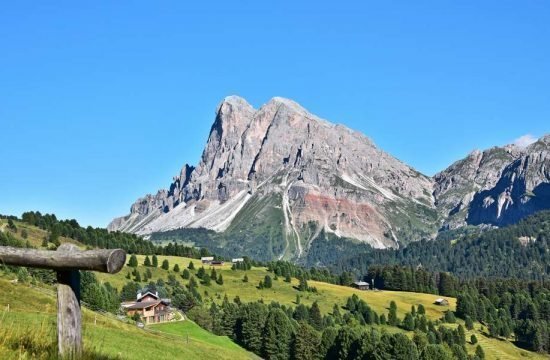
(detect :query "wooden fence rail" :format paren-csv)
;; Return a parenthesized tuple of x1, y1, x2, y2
(0, 244, 126, 359)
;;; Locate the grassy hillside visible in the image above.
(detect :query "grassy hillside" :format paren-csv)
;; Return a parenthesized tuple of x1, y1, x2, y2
(1, 220, 546, 359)
(0, 218, 83, 249)
(0, 277, 258, 360)
(97, 255, 547, 360)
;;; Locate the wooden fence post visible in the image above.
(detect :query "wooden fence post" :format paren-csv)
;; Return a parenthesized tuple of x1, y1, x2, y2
(56, 244, 82, 359)
(0, 244, 126, 359)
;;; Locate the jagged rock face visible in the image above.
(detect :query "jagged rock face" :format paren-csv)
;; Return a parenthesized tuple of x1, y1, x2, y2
(433, 145, 522, 229)
(466, 136, 550, 226)
(109, 96, 438, 258)
(434, 136, 550, 229)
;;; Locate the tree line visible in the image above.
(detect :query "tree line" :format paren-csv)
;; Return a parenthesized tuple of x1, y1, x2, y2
(330, 210, 550, 280)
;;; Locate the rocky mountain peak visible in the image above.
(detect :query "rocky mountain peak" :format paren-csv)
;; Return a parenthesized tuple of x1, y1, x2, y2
(434, 134, 549, 229)
(109, 96, 439, 257)
(108, 97, 549, 261)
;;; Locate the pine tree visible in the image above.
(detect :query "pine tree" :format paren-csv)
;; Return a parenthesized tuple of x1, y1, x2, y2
(264, 275, 272, 289)
(152, 255, 158, 267)
(328, 326, 360, 359)
(188, 276, 198, 290)
(128, 254, 138, 268)
(298, 276, 308, 292)
(188, 261, 194, 270)
(211, 268, 217, 280)
(293, 304, 309, 322)
(134, 271, 142, 282)
(243, 274, 249, 283)
(144, 256, 151, 267)
(173, 264, 180, 272)
(457, 325, 466, 345)
(292, 323, 320, 360)
(444, 310, 456, 323)
(202, 274, 211, 286)
(417, 304, 426, 315)
(388, 301, 399, 326)
(182, 269, 190, 279)
(309, 301, 323, 330)
(161, 259, 169, 270)
(285, 274, 291, 283)
(465, 315, 474, 330)
(475, 345, 485, 359)
(216, 274, 223, 285)
(241, 302, 268, 354)
(332, 303, 342, 324)
(471, 334, 478, 344)
(412, 331, 429, 353)
(219, 297, 237, 336)
(319, 327, 338, 359)
(403, 313, 415, 331)
(197, 267, 205, 279)
(262, 308, 294, 360)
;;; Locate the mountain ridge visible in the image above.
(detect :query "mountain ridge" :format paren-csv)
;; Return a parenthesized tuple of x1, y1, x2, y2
(109, 96, 549, 260)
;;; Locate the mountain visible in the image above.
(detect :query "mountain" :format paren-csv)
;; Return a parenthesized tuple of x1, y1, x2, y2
(434, 135, 550, 229)
(109, 96, 549, 261)
(109, 96, 439, 259)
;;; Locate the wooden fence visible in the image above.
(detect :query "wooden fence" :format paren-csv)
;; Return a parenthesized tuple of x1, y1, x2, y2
(0, 244, 126, 358)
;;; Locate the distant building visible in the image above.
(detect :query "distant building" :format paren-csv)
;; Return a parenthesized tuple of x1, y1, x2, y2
(351, 281, 370, 291)
(122, 291, 174, 324)
(211, 260, 224, 266)
(232, 258, 244, 263)
(434, 298, 449, 306)
(201, 256, 214, 264)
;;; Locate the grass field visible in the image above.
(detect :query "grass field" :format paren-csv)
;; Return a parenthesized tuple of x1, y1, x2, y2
(0, 277, 258, 359)
(98, 254, 456, 318)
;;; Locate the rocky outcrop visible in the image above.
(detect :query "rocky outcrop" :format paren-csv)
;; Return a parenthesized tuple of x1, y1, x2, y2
(465, 136, 550, 226)
(434, 135, 550, 229)
(109, 96, 438, 258)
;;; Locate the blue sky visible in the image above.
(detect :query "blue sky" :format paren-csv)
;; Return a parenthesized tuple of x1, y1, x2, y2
(1, 1, 549, 227)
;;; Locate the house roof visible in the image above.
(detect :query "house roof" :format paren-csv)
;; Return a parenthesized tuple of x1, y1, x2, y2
(126, 301, 160, 310)
(353, 281, 369, 286)
(126, 300, 169, 310)
(137, 291, 159, 302)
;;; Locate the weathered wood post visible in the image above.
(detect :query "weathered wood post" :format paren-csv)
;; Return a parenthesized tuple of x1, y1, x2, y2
(56, 243, 82, 358)
(0, 245, 126, 359)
